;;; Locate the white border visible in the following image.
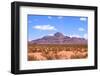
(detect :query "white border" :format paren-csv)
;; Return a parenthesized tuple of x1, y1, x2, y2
(20, 6, 95, 70)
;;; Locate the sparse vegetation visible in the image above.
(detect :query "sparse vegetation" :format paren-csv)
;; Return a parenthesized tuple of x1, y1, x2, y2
(28, 44, 88, 61)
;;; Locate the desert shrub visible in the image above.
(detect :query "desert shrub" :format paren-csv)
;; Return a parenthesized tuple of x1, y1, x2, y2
(28, 44, 88, 60)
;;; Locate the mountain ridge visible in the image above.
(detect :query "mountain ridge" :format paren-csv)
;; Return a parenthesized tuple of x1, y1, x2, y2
(29, 32, 87, 44)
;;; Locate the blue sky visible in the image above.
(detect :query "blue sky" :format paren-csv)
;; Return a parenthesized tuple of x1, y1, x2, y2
(28, 15, 88, 41)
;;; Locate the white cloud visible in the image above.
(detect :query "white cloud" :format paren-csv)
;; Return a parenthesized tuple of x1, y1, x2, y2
(80, 17, 87, 21)
(48, 16, 52, 19)
(69, 33, 88, 39)
(33, 25, 57, 31)
(48, 34, 54, 36)
(28, 19, 38, 24)
(69, 34, 81, 38)
(58, 16, 63, 19)
(83, 33, 88, 39)
(78, 27, 85, 31)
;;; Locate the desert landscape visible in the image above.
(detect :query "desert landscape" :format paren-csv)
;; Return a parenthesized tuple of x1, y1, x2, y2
(28, 32, 88, 61)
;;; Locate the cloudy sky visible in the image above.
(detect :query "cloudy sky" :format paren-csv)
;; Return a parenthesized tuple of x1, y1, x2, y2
(28, 15, 88, 41)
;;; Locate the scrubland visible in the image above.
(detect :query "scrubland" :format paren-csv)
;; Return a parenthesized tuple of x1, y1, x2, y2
(28, 44, 88, 61)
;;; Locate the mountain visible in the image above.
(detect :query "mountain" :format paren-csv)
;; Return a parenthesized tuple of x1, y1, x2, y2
(29, 32, 87, 44)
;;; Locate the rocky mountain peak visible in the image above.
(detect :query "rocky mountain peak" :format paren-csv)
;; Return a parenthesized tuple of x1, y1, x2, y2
(30, 32, 87, 44)
(54, 32, 64, 38)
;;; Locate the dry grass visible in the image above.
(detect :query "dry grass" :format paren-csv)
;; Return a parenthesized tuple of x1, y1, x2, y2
(28, 44, 88, 61)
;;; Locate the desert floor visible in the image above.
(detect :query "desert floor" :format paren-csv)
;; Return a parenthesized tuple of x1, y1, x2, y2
(28, 44, 88, 61)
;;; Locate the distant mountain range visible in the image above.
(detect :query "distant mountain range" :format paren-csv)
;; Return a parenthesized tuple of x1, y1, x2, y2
(29, 32, 87, 44)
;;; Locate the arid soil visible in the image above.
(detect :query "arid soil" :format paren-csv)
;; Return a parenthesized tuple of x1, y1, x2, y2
(28, 44, 88, 61)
